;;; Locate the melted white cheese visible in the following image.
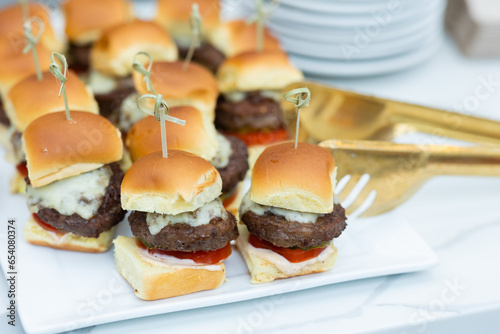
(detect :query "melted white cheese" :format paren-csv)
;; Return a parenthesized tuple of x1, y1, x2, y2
(26, 166, 112, 220)
(87, 71, 118, 94)
(239, 192, 324, 224)
(223, 90, 282, 102)
(119, 93, 145, 132)
(210, 133, 233, 169)
(146, 198, 228, 235)
(139, 247, 224, 271)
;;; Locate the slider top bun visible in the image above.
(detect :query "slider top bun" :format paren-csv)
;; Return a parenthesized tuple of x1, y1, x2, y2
(126, 106, 217, 162)
(0, 3, 65, 52)
(91, 20, 178, 77)
(121, 150, 222, 215)
(6, 70, 98, 132)
(207, 20, 282, 57)
(251, 142, 336, 214)
(133, 60, 218, 107)
(22, 111, 123, 188)
(63, 0, 133, 45)
(155, 0, 220, 41)
(0, 37, 52, 96)
(217, 50, 304, 93)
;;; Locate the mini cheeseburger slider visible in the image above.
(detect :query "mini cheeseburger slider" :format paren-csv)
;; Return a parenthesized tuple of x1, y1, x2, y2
(0, 37, 51, 147)
(237, 142, 347, 283)
(4, 70, 98, 194)
(63, 0, 133, 73)
(207, 19, 282, 58)
(119, 60, 218, 132)
(216, 51, 304, 146)
(22, 111, 125, 252)
(0, 3, 65, 53)
(89, 20, 177, 119)
(115, 150, 238, 300)
(154, 0, 224, 72)
(126, 105, 249, 211)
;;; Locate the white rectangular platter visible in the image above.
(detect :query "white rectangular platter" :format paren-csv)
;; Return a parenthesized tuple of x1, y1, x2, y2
(0, 159, 438, 334)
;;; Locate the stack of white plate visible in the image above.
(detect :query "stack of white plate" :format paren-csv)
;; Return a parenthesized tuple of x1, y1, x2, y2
(239, 0, 447, 77)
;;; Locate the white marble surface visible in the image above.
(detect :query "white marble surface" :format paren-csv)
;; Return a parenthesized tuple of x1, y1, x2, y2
(2, 36, 500, 334)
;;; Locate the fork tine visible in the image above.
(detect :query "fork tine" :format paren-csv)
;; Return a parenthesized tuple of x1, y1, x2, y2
(348, 190, 377, 220)
(341, 174, 370, 209)
(335, 174, 351, 195)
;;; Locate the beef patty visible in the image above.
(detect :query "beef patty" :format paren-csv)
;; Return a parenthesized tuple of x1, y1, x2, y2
(178, 42, 225, 73)
(215, 92, 284, 131)
(0, 98, 9, 127)
(241, 204, 347, 250)
(129, 210, 238, 252)
(67, 42, 92, 74)
(32, 163, 126, 238)
(94, 76, 135, 121)
(217, 135, 249, 194)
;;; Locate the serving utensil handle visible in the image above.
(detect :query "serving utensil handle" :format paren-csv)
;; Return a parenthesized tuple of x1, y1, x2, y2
(389, 102, 500, 146)
(424, 145, 500, 177)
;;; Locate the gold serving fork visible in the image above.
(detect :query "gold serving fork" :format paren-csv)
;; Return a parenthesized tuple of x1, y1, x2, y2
(320, 139, 500, 217)
(282, 81, 500, 146)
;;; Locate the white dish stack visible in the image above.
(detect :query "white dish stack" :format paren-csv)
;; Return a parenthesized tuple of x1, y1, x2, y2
(239, 0, 447, 77)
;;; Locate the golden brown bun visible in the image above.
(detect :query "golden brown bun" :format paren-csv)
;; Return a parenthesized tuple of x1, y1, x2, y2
(121, 150, 222, 215)
(133, 61, 218, 121)
(0, 37, 52, 96)
(235, 224, 338, 284)
(0, 3, 65, 52)
(207, 20, 282, 57)
(22, 111, 123, 188)
(63, 0, 134, 45)
(217, 50, 304, 92)
(126, 106, 218, 162)
(24, 216, 117, 253)
(5, 70, 98, 132)
(155, 0, 220, 42)
(251, 142, 336, 214)
(91, 20, 178, 77)
(114, 236, 226, 300)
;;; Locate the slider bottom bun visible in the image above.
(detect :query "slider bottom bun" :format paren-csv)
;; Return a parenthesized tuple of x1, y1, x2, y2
(10, 172, 25, 194)
(114, 236, 226, 301)
(23, 216, 116, 253)
(0, 124, 9, 149)
(223, 181, 246, 217)
(236, 224, 338, 284)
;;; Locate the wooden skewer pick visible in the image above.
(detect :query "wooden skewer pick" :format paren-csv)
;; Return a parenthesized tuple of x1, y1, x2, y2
(132, 51, 156, 94)
(137, 94, 186, 158)
(247, 0, 278, 52)
(183, 4, 202, 70)
(284, 87, 311, 149)
(19, 0, 29, 22)
(49, 52, 71, 120)
(23, 17, 45, 81)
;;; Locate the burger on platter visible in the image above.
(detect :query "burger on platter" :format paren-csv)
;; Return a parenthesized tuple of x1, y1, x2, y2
(22, 111, 125, 252)
(216, 51, 304, 146)
(115, 150, 238, 300)
(63, 0, 133, 73)
(237, 142, 347, 283)
(154, 0, 223, 72)
(88, 20, 177, 119)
